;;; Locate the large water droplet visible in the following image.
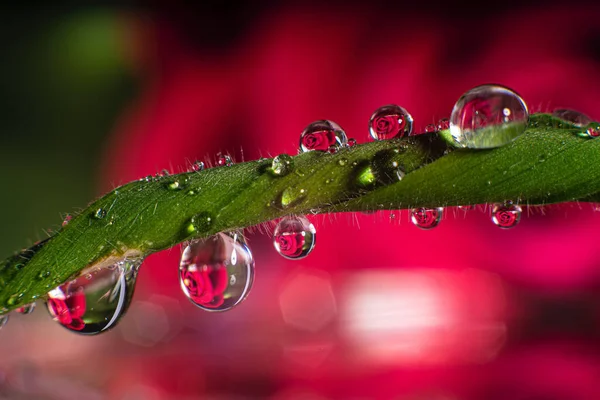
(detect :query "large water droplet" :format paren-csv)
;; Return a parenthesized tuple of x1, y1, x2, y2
(299, 120, 347, 152)
(369, 104, 413, 140)
(271, 154, 294, 176)
(552, 109, 592, 127)
(46, 258, 142, 335)
(411, 207, 443, 229)
(179, 233, 254, 312)
(491, 202, 521, 229)
(273, 216, 316, 260)
(0, 315, 8, 331)
(16, 303, 36, 315)
(449, 84, 529, 148)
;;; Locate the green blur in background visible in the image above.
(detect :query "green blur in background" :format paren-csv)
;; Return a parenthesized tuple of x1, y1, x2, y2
(0, 6, 135, 256)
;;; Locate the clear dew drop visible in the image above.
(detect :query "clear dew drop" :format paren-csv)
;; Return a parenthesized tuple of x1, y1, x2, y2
(584, 125, 600, 138)
(437, 118, 450, 131)
(491, 202, 521, 229)
(371, 149, 406, 185)
(216, 153, 234, 167)
(299, 120, 347, 153)
(179, 233, 254, 312)
(185, 212, 215, 235)
(449, 84, 529, 149)
(0, 315, 8, 331)
(552, 109, 592, 127)
(411, 207, 443, 230)
(273, 216, 316, 260)
(46, 258, 142, 335)
(93, 208, 107, 220)
(16, 303, 36, 315)
(347, 138, 357, 147)
(280, 187, 307, 209)
(191, 161, 205, 172)
(271, 154, 294, 176)
(369, 104, 413, 140)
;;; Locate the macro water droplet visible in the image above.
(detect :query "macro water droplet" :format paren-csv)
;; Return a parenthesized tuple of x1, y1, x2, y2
(424, 124, 437, 133)
(437, 118, 450, 131)
(347, 138, 357, 147)
(216, 153, 233, 167)
(273, 216, 316, 260)
(0, 315, 8, 331)
(271, 154, 294, 176)
(46, 258, 142, 335)
(93, 208, 107, 220)
(585, 125, 600, 138)
(491, 202, 521, 229)
(165, 180, 182, 190)
(369, 104, 413, 140)
(371, 149, 406, 185)
(552, 109, 592, 127)
(338, 158, 348, 166)
(280, 187, 307, 209)
(186, 212, 215, 235)
(38, 271, 51, 280)
(191, 161, 205, 172)
(179, 233, 254, 312)
(62, 215, 72, 227)
(16, 303, 36, 315)
(299, 120, 347, 152)
(327, 145, 339, 154)
(411, 207, 443, 229)
(449, 84, 529, 148)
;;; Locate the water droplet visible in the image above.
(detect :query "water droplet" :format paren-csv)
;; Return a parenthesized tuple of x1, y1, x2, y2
(369, 104, 413, 140)
(424, 124, 437, 133)
(0, 315, 8, 331)
(191, 161, 205, 172)
(186, 212, 215, 235)
(179, 233, 254, 312)
(280, 187, 307, 209)
(16, 303, 36, 315)
(552, 109, 592, 127)
(347, 138, 357, 147)
(449, 84, 529, 148)
(338, 158, 348, 166)
(93, 208, 107, 220)
(491, 202, 521, 229)
(371, 150, 406, 185)
(273, 216, 316, 260)
(62, 215, 72, 227)
(46, 258, 142, 334)
(299, 120, 347, 152)
(411, 207, 443, 229)
(216, 153, 233, 167)
(585, 125, 600, 138)
(327, 145, 338, 154)
(165, 180, 182, 190)
(37, 271, 51, 280)
(437, 118, 450, 131)
(271, 154, 294, 176)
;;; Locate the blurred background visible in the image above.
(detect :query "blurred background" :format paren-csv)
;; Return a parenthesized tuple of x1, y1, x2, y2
(2, 1, 600, 399)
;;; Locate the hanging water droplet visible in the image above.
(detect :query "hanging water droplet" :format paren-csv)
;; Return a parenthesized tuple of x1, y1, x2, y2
(216, 153, 233, 167)
(185, 212, 215, 236)
(271, 154, 294, 176)
(16, 303, 36, 315)
(46, 258, 142, 335)
(437, 118, 450, 131)
(369, 104, 413, 140)
(552, 109, 592, 127)
(449, 84, 529, 148)
(62, 215, 72, 227)
(93, 208, 107, 220)
(179, 233, 254, 312)
(191, 161, 205, 172)
(411, 207, 443, 229)
(0, 315, 8, 331)
(273, 216, 316, 260)
(299, 120, 347, 152)
(491, 202, 521, 229)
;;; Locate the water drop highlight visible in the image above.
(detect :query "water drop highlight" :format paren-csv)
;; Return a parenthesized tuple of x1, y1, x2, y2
(216, 153, 234, 167)
(491, 202, 521, 229)
(369, 104, 413, 140)
(273, 216, 316, 260)
(179, 233, 254, 312)
(411, 207, 443, 229)
(449, 84, 529, 148)
(299, 120, 347, 152)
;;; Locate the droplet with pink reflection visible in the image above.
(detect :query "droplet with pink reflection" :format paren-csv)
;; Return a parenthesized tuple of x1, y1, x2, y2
(299, 120, 347, 153)
(46, 258, 142, 335)
(179, 233, 254, 312)
(369, 105, 413, 140)
(491, 202, 521, 229)
(411, 207, 443, 230)
(273, 216, 316, 260)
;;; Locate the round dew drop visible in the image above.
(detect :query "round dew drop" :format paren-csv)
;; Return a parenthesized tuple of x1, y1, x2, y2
(411, 207, 443, 230)
(271, 154, 294, 176)
(491, 202, 521, 229)
(46, 258, 142, 335)
(299, 120, 347, 152)
(179, 233, 254, 312)
(273, 216, 316, 260)
(552, 109, 592, 128)
(449, 84, 529, 149)
(216, 153, 233, 167)
(369, 105, 413, 140)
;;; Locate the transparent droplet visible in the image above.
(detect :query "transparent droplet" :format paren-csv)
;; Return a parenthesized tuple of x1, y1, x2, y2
(369, 104, 413, 140)
(424, 124, 437, 133)
(0, 315, 8, 331)
(16, 303, 36, 315)
(347, 138, 357, 147)
(179, 233, 254, 312)
(46, 258, 142, 335)
(280, 187, 307, 209)
(273, 216, 316, 260)
(585, 126, 600, 138)
(216, 153, 233, 167)
(299, 120, 347, 152)
(371, 149, 406, 185)
(552, 109, 592, 127)
(185, 211, 215, 235)
(62, 215, 72, 227)
(411, 207, 443, 230)
(491, 202, 521, 229)
(191, 161, 205, 172)
(327, 145, 338, 154)
(449, 84, 529, 148)
(93, 208, 107, 220)
(437, 118, 450, 131)
(271, 154, 294, 176)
